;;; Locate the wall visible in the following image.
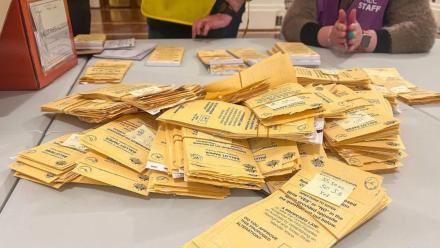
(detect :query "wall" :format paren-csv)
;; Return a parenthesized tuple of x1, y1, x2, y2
(240, 0, 285, 30)
(432, 0, 440, 31)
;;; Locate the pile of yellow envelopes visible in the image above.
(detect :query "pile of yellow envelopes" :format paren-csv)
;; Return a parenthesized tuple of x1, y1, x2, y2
(9, 49, 440, 248)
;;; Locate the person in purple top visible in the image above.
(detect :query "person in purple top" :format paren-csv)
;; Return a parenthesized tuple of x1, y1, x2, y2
(282, 0, 437, 53)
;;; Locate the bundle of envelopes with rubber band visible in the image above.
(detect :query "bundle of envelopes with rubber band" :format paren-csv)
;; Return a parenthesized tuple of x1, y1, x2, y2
(227, 48, 268, 66)
(197, 49, 246, 75)
(80, 59, 132, 84)
(269, 41, 321, 66)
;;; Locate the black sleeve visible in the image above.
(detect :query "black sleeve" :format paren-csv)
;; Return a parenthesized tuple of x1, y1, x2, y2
(299, 22, 322, 47)
(373, 29, 392, 53)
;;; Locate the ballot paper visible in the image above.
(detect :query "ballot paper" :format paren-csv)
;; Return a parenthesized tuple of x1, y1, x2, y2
(296, 67, 372, 90)
(80, 114, 157, 172)
(80, 60, 132, 84)
(227, 48, 268, 65)
(145, 46, 184, 67)
(270, 42, 321, 66)
(74, 34, 106, 50)
(204, 53, 297, 103)
(157, 100, 316, 142)
(103, 38, 136, 49)
(94, 46, 156, 61)
(185, 160, 389, 248)
(197, 50, 243, 65)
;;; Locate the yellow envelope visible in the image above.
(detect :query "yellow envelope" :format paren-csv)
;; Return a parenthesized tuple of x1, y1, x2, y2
(73, 150, 149, 196)
(81, 114, 157, 172)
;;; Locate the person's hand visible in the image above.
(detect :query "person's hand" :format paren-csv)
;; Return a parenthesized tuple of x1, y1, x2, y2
(192, 14, 233, 38)
(329, 9, 348, 48)
(346, 9, 363, 52)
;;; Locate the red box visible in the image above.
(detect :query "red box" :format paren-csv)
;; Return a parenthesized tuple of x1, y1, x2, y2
(0, 0, 78, 90)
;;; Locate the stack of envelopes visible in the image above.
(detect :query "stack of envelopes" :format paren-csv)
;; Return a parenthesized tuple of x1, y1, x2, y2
(184, 160, 390, 248)
(74, 34, 106, 54)
(80, 114, 157, 173)
(73, 150, 149, 196)
(41, 94, 138, 123)
(306, 84, 371, 119)
(9, 134, 85, 189)
(80, 83, 204, 115)
(363, 67, 417, 109)
(197, 49, 246, 75)
(204, 53, 296, 103)
(147, 170, 231, 199)
(41, 83, 205, 123)
(145, 46, 185, 67)
(269, 41, 321, 66)
(324, 91, 404, 172)
(80, 60, 132, 84)
(295, 67, 372, 90)
(180, 127, 265, 190)
(227, 48, 268, 65)
(249, 138, 300, 178)
(397, 88, 440, 105)
(121, 84, 205, 115)
(244, 83, 324, 126)
(72, 114, 156, 195)
(208, 64, 248, 75)
(157, 100, 316, 142)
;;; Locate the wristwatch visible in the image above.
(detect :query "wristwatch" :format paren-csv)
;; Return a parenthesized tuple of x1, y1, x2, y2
(218, 0, 238, 18)
(360, 31, 372, 49)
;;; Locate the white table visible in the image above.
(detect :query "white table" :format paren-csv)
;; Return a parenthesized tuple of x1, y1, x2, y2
(0, 58, 87, 208)
(1, 39, 440, 248)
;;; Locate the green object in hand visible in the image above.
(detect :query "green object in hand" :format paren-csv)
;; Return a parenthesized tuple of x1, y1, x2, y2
(347, 31, 356, 40)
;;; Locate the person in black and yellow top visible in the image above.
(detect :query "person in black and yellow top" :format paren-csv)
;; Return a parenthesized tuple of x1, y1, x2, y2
(141, 0, 247, 39)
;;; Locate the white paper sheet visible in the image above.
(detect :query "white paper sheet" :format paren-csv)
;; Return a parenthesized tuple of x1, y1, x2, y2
(29, 0, 74, 73)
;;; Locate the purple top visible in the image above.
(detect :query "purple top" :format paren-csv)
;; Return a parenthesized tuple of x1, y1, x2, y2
(317, 0, 389, 30)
